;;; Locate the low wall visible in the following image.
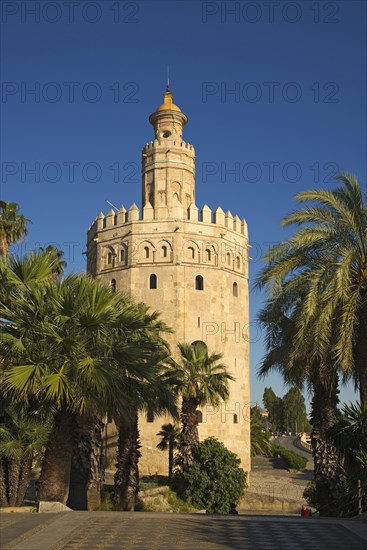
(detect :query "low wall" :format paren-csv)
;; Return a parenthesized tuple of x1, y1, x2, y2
(240, 490, 302, 514)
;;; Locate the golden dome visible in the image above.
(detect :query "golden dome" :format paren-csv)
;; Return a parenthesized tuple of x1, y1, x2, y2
(155, 90, 182, 113)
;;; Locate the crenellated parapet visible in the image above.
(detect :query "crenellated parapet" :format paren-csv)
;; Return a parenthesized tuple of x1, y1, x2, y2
(142, 139, 195, 152)
(87, 202, 248, 242)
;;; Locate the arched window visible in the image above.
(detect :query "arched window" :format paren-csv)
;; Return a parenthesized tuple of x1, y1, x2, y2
(206, 249, 211, 261)
(196, 410, 203, 424)
(236, 256, 241, 269)
(195, 275, 204, 290)
(227, 253, 231, 265)
(107, 252, 112, 264)
(233, 414, 238, 424)
(149, 274, 157, 289)
(114, 214, 118, 225)
(144, 246, 150, 259)
(147, 410, 154, 423)
(102, 217, 107, 229)
(188, 246, 195, 259)
(120, 248, 125, 262)
(162, 245, 167, 258)
(110, 279, 116, 293)
(233, 282, 238, 297)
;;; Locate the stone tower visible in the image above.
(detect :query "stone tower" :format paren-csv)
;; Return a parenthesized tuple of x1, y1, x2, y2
(86, 88, 251, 475)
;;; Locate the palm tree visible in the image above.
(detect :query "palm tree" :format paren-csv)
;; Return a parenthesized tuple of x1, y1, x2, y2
(0, 201, 29, 259)
(113, 308, 177, 511)
(0, 272, 135, 505)
(39, 245, 66, 280)
(0, 399, 51, 507)
(156, 423, 181, 481)
(257, 288, 345, 516)
(326, 402, 367, 515)
(258, 173, 367, 403)
(172, 341, 234, 478)
(250, 407, 273, 456)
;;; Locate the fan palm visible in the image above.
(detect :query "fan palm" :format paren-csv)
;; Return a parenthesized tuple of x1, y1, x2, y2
(326, 402, 367, 516)
(156, 423, 181, 481)
(172, 341, 234, 477)
(0, 399, 51, 507)
(0, 201, 29, 259)
(113, 307, 177, 511)
(0, 272, 137, 504)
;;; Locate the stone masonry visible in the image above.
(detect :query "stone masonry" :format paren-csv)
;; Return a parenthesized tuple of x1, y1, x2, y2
(86, 88, 251, 475)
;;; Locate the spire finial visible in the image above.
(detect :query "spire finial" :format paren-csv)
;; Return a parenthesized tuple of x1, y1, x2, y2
(166, 65, 170, 92)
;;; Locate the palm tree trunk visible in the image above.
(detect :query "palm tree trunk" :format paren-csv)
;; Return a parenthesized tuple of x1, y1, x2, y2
(67, 414, 104, 510)
(168, 444, 174, 482)
(0, 237, 9, 259)
(355, 298, 367, 405)
(176, 397, 199, 475)
(37, 408, 75, 504)
(113, 412, 141, 511)
(16, 457, 33, 506)
(7, 460, 21, 507)
(0, 459, 8, 507)
(311, 369, 345, 517)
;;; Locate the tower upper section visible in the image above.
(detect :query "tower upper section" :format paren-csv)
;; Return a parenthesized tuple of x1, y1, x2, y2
(142, 87, 195, 219)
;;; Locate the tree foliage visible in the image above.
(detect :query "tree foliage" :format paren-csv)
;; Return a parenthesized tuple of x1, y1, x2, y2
(256, 174, 366, 515)
(182, 437, 247, 514)
(250, 407, 273, 456)
(171, 341, 233, 477)
(0, 201, 29, 259)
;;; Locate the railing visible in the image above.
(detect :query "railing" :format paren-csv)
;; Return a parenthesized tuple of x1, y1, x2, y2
(311, 479, 367, 518)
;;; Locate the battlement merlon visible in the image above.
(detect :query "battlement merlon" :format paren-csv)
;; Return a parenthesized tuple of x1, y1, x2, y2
(87, 203, 248, 243)
(142, 139, 195, 153)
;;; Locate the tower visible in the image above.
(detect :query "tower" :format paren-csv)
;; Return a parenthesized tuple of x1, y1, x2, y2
(87, 89, 251, 474)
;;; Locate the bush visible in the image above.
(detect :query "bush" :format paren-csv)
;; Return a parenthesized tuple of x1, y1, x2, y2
(303, 481, 317, 508)
(99, 488, 113, 511)
(272, 444, 308, 471)
(182, 437, 247, 514)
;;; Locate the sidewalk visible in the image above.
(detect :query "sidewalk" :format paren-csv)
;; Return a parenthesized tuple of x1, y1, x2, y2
(1, 511, 366, 550)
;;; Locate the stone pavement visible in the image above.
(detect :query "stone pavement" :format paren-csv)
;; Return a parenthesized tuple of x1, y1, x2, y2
(1, 512, 366, 550)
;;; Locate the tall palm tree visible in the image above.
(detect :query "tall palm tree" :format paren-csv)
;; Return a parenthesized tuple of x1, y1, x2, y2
(0, 201, 29, 259)
(172, 341, 234, 478)
(113, 308, 177, 511)
(256, 173, 367, 515)
(257, 283, 345, 516)
(258, 173, 367, 403)
(156, 423, 181, 481)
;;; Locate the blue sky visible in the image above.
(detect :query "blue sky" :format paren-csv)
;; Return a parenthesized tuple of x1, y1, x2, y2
(1, 0, 366, 410)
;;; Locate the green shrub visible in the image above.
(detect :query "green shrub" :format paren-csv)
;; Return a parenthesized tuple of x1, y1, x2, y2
(303, 481, 317, 508)
(182, 437, 247, 514)
(99, 488, 113, 511)
(272, 444, 308, 471)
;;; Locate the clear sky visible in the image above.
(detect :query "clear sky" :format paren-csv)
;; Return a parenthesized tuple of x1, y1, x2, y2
(1, 0, 366, 410)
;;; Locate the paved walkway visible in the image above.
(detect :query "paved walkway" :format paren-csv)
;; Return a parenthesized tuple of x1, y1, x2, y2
(1, 511, 366, 550)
